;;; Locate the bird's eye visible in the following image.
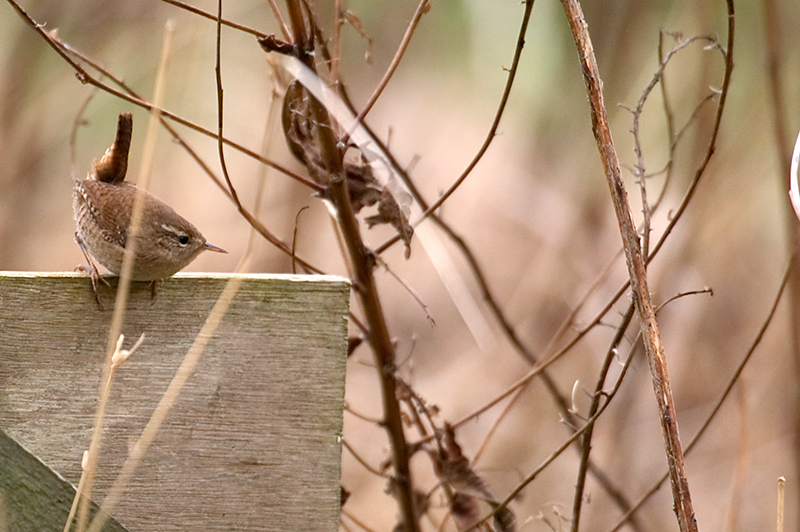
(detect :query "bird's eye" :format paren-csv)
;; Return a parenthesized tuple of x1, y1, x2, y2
(178, 235, 190, 245)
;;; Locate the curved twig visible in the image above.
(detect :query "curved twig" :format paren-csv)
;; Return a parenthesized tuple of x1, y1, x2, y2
(7, 0, 321, 192)
(374, 0, 536, 255)
(341, 0, 431, 145)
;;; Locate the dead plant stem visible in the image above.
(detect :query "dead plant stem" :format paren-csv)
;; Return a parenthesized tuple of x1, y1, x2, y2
(326, 129, 420, 532)
(72, 21, 175, 532)
(609, 250, 793, 532)
(330, 0, 342, 92)
(282, 0, 419, 528)
(560, 1, 697, 530)
(570, 304, 636, 532)
(465, 335, 639, 531)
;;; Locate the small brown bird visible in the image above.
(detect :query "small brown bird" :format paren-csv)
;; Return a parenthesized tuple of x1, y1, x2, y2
(73, 113, 226, 297)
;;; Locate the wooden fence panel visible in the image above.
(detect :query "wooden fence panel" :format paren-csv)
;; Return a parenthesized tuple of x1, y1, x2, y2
(0, 272, 350, 532)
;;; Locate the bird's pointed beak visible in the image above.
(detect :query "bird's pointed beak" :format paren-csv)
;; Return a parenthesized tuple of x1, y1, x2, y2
(204, 242, 228, 254)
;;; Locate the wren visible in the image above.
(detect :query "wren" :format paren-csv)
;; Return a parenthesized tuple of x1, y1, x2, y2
(73, 113, 226, 298)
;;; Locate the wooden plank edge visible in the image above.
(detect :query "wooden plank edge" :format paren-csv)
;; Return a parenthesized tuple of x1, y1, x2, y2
(0, 271, 350, 284)
(0, 427, 129, 532)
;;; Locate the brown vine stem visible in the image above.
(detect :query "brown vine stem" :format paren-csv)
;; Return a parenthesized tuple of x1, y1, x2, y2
(281, 1, 419, 529)
(559, 1, 697, 531)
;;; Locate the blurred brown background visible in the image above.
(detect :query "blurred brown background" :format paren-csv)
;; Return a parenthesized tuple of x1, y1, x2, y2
(2, 1, 800, 531)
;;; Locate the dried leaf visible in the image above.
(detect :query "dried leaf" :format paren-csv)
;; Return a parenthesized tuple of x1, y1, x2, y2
(365, 188, 414, 258)
(433, 424, 516, 532)
(487, 501, 516, 532)
(341, 152, 383, 212)
(257, 34, 296, 56)
(281, 79, 413, 253)
(281, 80, 328, 185)
(449, 491, 482, 529)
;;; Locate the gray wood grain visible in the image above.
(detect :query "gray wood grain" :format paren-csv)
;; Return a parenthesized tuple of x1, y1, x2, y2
(0, 427, 129, 532)
(0, 272, 350, 532)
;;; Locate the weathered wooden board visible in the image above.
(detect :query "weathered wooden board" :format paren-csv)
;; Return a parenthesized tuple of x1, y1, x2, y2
(0, 427, 129, 532)
(0, 272, 350, 532)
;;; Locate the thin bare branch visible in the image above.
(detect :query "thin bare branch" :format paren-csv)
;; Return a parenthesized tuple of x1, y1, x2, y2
(609, 249, 793, 532)
(265, 0, 292, 41)
(7, 0, 321, 192)
(343, 438, 389, 479)
(571, 304, 636, 532)
(214, 0, 236, 207)
(373, 254, 434, 326)
(630, 34, 718, 256)
(376, 0, 536, 253)
(560, 0, 705, 529)
(464, 338, 639, 531)
(330, 0, 342, 92)
(342, 0, 430, 144)
(162, 0, 267, 38)
(280, 0, 420, 528)
(646, 2, 735, 263)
